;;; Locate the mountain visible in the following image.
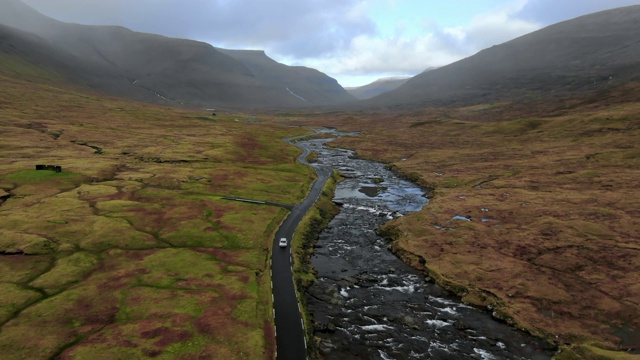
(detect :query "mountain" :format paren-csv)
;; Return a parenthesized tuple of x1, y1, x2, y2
(218, 49, 356, 105)
(0, 23, 185, 103)
(0, 23, 76, 78)
(369, 5, 640, 108)
(345, 77, 411, 100)
(0, 0, 354, 108)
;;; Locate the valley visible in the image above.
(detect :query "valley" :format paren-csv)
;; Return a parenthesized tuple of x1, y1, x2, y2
(1, 1, 639, 359)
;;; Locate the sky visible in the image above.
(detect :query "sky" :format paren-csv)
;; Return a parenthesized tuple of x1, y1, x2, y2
(21, 0, 640, 87)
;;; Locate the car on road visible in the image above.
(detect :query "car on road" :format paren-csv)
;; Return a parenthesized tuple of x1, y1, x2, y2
(279, 238, 288, 248)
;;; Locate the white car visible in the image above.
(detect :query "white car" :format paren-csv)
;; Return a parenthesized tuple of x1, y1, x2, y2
(279, 238, 288, 248)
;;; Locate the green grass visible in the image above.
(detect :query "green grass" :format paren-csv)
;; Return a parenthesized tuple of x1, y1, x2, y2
(0, 54, 62, 82)
(0, 284, 42, 324)
(0, 68, 313, 358)
(0, 231, 58, 255)
(118, 286, 209, 320)
(555, 344, 640, 360)
(3, 169, 83, 185)
(29, 252, 99, 294)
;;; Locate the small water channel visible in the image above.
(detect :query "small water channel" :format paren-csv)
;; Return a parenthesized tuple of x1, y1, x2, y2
(298, 130, 556, 359)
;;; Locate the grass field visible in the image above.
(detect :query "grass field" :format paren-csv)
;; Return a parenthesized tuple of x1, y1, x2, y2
(0, 65, 314, 358)
(3, 48, 639, 359)
(288, 89, 640, 358)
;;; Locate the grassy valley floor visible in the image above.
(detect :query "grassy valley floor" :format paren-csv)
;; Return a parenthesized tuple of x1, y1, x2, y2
(0, 73, 315, 358)
(3, 49, 639, 358)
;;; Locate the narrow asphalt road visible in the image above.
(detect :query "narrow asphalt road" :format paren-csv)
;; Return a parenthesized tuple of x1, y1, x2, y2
(221, 196, 294, 211)
(272, 137, 332, 360)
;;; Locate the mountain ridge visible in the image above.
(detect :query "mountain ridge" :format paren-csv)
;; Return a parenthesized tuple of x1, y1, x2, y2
(3, 0, 640, 110)
(0, 0, 355, 108)
(217, 48, 357, 105)
(367, 5, 640, 109)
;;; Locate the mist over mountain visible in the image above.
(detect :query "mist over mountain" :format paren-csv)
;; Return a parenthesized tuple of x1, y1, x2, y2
(0, 0, 355, 108)
(345, 77, 411, 100)
(367, 5, 640, 109)
(217, 48, 356, 105)
(2, 0, 640, 111)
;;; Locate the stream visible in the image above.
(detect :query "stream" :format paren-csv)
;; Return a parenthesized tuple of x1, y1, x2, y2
(299, 130, 556, 359)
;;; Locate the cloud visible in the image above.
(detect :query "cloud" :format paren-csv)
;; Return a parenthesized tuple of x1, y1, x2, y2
(515, 0, 640, 25)
(21, 0, 376, 58)
(299, 1, 541, 84)
(450, 1, 540, 52)
(299, 0, 640, 85)
(20, 0, 640, 87)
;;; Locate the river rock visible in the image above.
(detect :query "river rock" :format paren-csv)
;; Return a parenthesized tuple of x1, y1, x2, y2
(308, 284, 345, 306)
(400, 315, 420, 330)
(341, 276, 358, 286)
(315, 321, 337, 333)
(326, 322, 337, 332)
(354, 273, 379, 285)
(318, 339, 337, 355)
(299, 132, 555, 360)
(454, 319, 470, 330)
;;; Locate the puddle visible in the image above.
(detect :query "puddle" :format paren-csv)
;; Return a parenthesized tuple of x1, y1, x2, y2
(612, 323, 640, 353)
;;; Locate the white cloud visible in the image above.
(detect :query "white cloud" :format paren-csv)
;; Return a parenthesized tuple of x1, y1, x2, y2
(454, 1, 540, 51)
(295, 1, 541, 86)
(22, 0, 376, 58)
(20, 0, 639, 87)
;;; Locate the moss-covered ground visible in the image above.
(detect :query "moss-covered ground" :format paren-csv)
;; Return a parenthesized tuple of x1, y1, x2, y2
(0, 64, 313, 359)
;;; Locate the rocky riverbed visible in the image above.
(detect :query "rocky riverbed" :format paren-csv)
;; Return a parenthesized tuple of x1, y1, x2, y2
(299, 130, 556, 359)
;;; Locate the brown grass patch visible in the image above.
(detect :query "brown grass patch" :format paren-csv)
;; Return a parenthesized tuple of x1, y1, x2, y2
(293, 91, 640, 354)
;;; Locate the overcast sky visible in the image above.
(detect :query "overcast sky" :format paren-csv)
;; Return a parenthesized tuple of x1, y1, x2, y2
(21, 0, 640, 87)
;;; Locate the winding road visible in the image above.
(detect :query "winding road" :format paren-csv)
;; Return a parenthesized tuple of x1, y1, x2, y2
(223, 134, 332, 359)
(271, 136, 332, 360)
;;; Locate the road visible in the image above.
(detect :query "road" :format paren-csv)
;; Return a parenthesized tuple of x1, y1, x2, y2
(221, 196, 294, 211)
(271, 137, 332, 360)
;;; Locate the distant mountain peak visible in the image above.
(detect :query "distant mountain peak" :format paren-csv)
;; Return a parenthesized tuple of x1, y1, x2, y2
(345, 76, 412, 100)
(371, 76, 412, 83)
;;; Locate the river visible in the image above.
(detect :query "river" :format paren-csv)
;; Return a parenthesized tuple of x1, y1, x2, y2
(298, 130, 556, 360)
